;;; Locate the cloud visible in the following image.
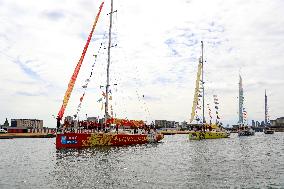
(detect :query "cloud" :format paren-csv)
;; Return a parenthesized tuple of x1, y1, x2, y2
(13, 57, 41, 80)
(142, 95, 160, 102)
(42, 10, 65, 21)
(16, 91, 45, 97)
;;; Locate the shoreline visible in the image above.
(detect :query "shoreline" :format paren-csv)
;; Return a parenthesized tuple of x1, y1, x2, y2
(0, 133, 55, 139)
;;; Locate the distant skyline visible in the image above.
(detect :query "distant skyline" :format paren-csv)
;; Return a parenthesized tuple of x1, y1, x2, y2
(1, 0, 284, 127)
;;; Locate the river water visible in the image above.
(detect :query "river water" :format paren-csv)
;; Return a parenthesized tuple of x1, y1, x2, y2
(0, 133, 283, 189)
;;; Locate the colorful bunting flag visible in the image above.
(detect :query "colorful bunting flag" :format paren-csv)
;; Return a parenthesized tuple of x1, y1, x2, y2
(57, 2, 104, 120)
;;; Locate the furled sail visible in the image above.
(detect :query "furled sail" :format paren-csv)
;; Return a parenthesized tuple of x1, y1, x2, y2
(190, 59, 202, 123)
(57, 2, 104, 120)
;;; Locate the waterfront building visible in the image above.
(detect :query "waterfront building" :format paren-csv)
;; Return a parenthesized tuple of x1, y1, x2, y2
(181, 121, 189, 129)
(261, 121, 265, 127)
(167, 121, 175, 128)
(256, 121, 260, 127)
(64, 116, 73, 123)
(155, 120, 167, 128)
(270, 117, 284, 126)
(87, 117, 98, 122)
(11, 119, 43, 129)
(64, 116, 81, 128)
(270, 117, 284, 131)
(155, 120, 179, 129)
(4, 118, 9, 127)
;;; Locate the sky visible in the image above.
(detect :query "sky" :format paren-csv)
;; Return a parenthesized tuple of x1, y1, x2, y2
(0, 0, 284, 128)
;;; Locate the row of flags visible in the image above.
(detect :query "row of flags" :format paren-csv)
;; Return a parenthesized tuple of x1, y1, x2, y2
(194, 78, 203, 123)
(194, 93, 221, 124)
(243, 108, 247, 124)
(75, 41, 104, 117)
(214, 94, 221, 125)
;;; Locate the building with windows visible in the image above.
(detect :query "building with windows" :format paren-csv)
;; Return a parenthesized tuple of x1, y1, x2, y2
(155, 120, 167, 128)
(64, 116, 73, 123)
(270, 117, 284, 131)
(87, 117, 98, 122)
(270, 117, 284, 126)
(11, 119, 43, 129)
(155, 120, 180, 129)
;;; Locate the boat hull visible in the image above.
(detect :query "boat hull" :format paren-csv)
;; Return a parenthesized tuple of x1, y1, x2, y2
(56, 132, 164, 149)
(188, 131, 229, 140)
(264, 130, 274, 134)
(238, 130, 255, 136)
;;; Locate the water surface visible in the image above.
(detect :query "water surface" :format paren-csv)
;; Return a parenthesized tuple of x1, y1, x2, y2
(0, 133, 283, 188)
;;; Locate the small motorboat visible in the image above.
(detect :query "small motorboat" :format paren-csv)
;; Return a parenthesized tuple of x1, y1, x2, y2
(238, 127, 255, 136)
(264, 128, 274, 134)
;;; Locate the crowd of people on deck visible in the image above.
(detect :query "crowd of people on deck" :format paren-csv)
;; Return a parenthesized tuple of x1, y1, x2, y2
(56, 117, 157, 134)
(190, 124, 213, 132)
(238, 125, 249, 131)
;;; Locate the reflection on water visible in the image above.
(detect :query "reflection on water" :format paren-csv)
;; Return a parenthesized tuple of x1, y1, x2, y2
(0, 133, 283, 188)
(53, 143, 163, 188)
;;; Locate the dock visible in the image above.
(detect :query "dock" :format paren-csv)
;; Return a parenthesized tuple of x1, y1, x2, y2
(160, 130, 190, 135)
(0, 133, 55, 139)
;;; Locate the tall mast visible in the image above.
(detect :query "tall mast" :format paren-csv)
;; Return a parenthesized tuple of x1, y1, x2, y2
(238, 75, 244, 125)
(201, 41, 205, 124)
(105, 0, 114, 120)
(265, 89, 268, 125)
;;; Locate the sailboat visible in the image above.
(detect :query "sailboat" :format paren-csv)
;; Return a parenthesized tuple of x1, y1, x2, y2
(55, 0, 163, 149)
(188, 41, 229, 140)
(263, 90, 274, 134)
(237, 75, 255, 136)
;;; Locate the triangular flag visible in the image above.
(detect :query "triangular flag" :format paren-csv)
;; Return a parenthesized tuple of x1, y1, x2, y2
(80, 93, 85, 102)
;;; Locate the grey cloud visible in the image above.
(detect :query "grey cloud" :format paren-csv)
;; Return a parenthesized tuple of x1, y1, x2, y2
(13, 57, 41, 80)
(142, 95, 160, 102)
(153, 76, 174, 85)
(42, 10, 65, 21)
(15, 91, 46, 97)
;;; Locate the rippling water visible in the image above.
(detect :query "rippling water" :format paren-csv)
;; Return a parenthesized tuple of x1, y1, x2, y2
(0, 133, 283, 188)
